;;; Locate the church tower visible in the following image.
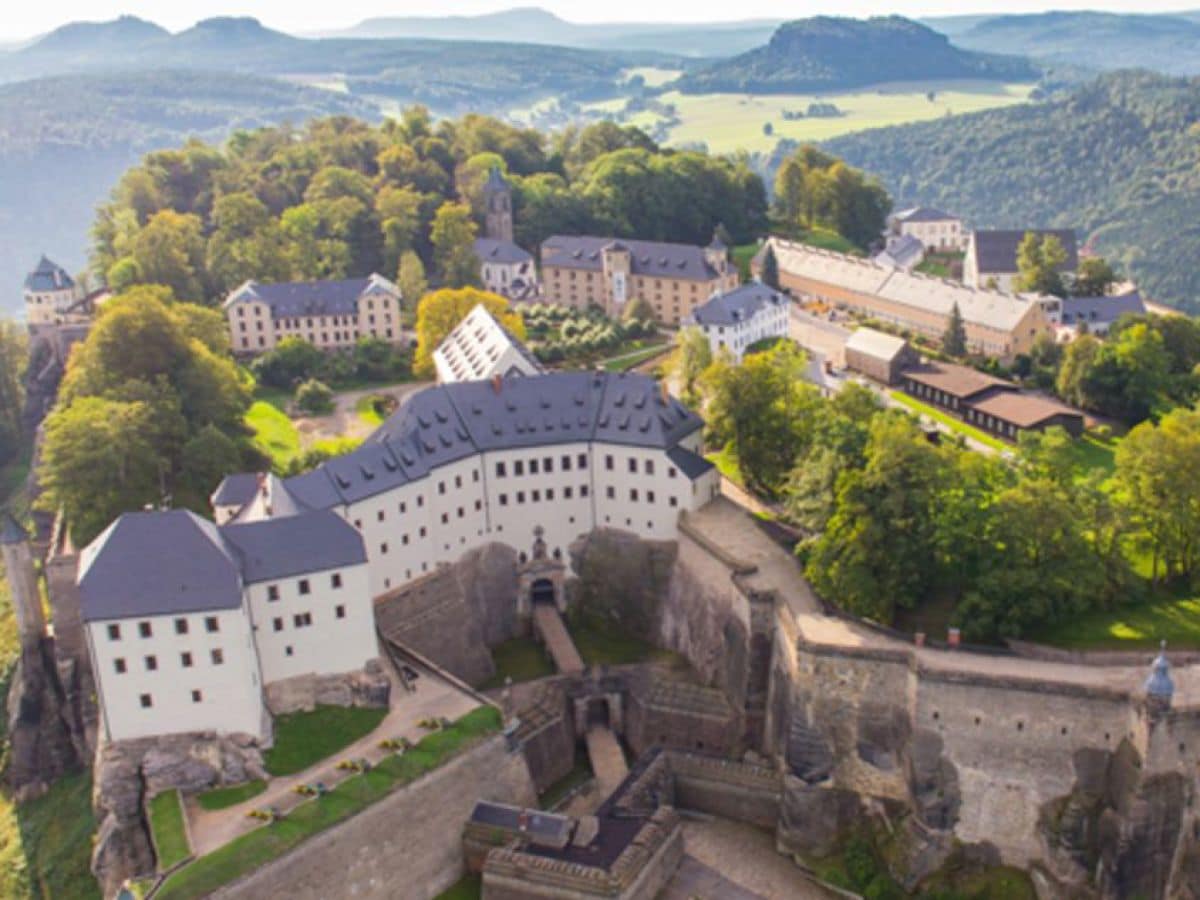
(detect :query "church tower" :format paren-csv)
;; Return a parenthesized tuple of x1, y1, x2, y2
(1, 512, 45, 646)
(483, 166, 514, 243)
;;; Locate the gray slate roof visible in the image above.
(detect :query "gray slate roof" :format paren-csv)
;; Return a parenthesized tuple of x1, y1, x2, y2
(24, 255, 75, 292)
(221, 511, 365, 583)
(541, 235, 724, 282)
(971, 229, 1078, 274)
(874, 234, 925, 270)
(893, 206, 956, 223)
(473, 238, 533, 265)
(79, 507, 368, 620)
(283, 371, 703, 508)
(0, 512, 28, 545)
(79, 510, 241, 622)
(483, 166, 510, 193)
(224, 275, 395, 318)
(211, 473, 260, 508)
(1061, 290, 1145, 326)
(689, 282, 785, 326)
(667, 446, 714, 481)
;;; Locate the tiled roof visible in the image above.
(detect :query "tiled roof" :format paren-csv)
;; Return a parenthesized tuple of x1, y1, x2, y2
(79, 510, 242, 622)
(283, 372, 703, 507)
(473, 238, 533, 265)
(967, 391, 1082, 428)
(903, 361, 1015, 401)
(211, 472, 259, 508)
(893, 206, 957, 223)
(688, 282, 785, 326)
(845, 327, 910, 363)
(24, 255, 75, 293)
(666, 446, 714, 481)
(765, 239, 1045, 333)
(541, 235, 724, 282)
(970, 229, 1078, 274)
(1061, 290, 1145, 325)
(220, 511, 366, 583)
(223, 274, 398, 318)
(873, 234, 925, 270)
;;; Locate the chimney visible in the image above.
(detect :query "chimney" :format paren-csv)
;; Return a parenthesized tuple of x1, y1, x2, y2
(659, 380, 669, 404)
(492, 374, 503, 394)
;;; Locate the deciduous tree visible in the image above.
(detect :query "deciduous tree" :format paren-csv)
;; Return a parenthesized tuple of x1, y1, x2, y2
(430, 202, 479, 288)
(413, 288, 523, 379)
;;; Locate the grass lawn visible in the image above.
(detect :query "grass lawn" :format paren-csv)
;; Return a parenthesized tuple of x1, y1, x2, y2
(0, 771, 100, 900)
(570, 617, 681, 668)
(586, 81, 1034, 155)
(197, 779, 268, 812)
(264, 706, 389, 777)
(889, 390, 1010, 452)
(157, 707, 501, 900)
(354, 393, 388, 427)
(481, 637, 556, 690)
(602, 343, 671, 372)
(1037, 591, 1200, 651)
(435, 873, 481, 900)
(1068, 431, 1119, 481)
(797, 226, 861, 255)
(732, 243, 759, 281)
(148, 790, 190, 870)
(245, 400, 301, 468)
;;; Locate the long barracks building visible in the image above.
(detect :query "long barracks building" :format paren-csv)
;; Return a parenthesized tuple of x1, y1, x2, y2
(222, 371, 720, 598)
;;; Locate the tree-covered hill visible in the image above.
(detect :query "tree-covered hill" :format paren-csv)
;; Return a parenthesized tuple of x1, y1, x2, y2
(675, 16, 1037, 94)
(826, 71, 1200, 311)
(0, 70, 377, 312)
(950, 11, 1200, 76)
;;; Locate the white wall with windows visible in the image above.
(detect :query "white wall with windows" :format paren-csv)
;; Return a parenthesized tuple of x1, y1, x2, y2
(695, 301, 789, 363)
(87, 607, 265, 742)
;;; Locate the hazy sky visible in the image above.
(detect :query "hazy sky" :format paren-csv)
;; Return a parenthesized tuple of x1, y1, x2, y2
(3, 0, 1195, 40)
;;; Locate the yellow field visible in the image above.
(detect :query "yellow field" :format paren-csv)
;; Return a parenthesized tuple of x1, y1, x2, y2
(587, 80, 1035, 154)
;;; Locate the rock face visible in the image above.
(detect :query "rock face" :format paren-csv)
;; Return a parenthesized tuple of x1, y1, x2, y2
(5, 639, 85, 799)
(91, 732, 267, 895)
(568, 528, 677, 641)
(265, 659, 391, 715)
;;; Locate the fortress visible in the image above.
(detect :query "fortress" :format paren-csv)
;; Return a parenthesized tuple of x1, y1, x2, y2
(5, 363, 1198, 898)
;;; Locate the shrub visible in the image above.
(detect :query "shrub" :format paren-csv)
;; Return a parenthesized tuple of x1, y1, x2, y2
(294, 379, 334, 415)
(250, 337, 323, 390)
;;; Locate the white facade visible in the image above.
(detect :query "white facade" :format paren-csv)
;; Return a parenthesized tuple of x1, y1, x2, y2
(888, 209, 966, 252)
(23, 256, 82, 326)
(433, 304, 543, 384)
(687, 284, 790, 363)
(87, 607, 266, 742)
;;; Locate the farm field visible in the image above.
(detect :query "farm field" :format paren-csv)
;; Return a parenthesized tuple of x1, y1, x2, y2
(586, 80, 1035, 154)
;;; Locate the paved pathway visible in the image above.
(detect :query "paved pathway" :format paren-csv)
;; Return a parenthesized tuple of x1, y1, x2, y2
(532, 603, 585, 675)
(185, 660, 480, 856)
(686, 497, 1200, 705)
(584, 724, 628, 801)
(667, 819, 838, 899)
(293, 381, 431, 446)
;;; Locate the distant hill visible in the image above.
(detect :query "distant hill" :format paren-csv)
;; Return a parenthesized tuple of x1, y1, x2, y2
(329, 6, 781, 57)
(0, 70, 376, 315)
(825, 70, 1200, 311)
(675, 16, 1038, 94)
(0, 16, 673, 112)
(949, 11, 1200, 75)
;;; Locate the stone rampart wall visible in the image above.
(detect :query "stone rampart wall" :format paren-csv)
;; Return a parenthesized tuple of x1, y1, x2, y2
(213, 734, 536, 900)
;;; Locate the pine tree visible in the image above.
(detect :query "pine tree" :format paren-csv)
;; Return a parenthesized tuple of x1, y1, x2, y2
(943, 301, 967, 357)
(762, 245, 780, 290)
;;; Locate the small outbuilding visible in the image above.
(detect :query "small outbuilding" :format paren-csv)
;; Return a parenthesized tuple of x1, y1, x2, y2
(844, 327, 918, 385)
(963, 391, 1085, 440)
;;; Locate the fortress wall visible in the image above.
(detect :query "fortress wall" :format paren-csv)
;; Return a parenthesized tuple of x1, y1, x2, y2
(213, 735, 536, 900)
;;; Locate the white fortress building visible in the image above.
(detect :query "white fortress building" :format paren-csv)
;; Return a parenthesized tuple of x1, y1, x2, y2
(224, 371, 718, 597)
(78, 509, 376, 742)
(685, 282, 789, 362)
(433, 304, 544, 384)
(223, 274, 402, 355)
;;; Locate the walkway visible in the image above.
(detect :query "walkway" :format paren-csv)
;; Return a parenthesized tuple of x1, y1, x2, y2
(185, 659, 480, 856)
(685, 497, 1200, 705)
(532, 602, 584, 675)
(584, 725, 629, 801)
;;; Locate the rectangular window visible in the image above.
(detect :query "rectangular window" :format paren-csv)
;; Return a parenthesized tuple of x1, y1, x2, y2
(670, 496, 678, 508)
(145, 655, 157, 671)
(543, 457, 553, 473)
(517, 491, 526, 504)
(531, 490, 540, 502)
(331, 573, 342, 589)
(496, 461, 506, 477)
(546, 488, 554, 501)
(205, 616, 219, 634)
(191, 689, 203, 704)
(336, 605, 346, 619)
(581, 485, 590, 498)
(564, 486, 573, 499)
(140, 694, 153, 709)
(293, 612, 313, 628)
(454, 475, 462, 488)
(606, 486, 615, 499)
(668, 467, 677, 479)
(174, 618, 188, 635)
(646, 460, 655, 476)
(605, 455, 614, 471)
(298, 579, 310, 596)
(113, 658, 126, 674)
(285, 646, 294, 657)
(139, 621, 153, 639)
(578, 453, 588, 469)
(628, 458, 637, 474)
(514, 460, 524, 476)
(181, 652, 193, 668)
(438, 481, 446, 495)
(630, 489, 639, 501)
(500, 493, 508, 506)
(562, 455, 572, 471)
(530, 459, 539, 475)
(211, 649, 224, 666)
(377, 510, 385, 522)
(108, 623, 121, 641)
(381, 542, 389, 554)
(268, 584, 280, 601)
(440, 512, 449, 524)
(647, 491, 656, 503)
(273, 617, 283, 632)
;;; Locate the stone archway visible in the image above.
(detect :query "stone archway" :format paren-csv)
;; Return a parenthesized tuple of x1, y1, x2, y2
(517, 526, 566, 620)
(530, 578, 556, 607)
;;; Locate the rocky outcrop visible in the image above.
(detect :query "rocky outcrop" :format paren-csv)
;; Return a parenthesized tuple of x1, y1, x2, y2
(776, 776, 865, 858)
(458, 543, 520, 647)
(568, 528, 677, 641)
(91, 732, 267, 895)
(905, 728, 960, 832)
(5, 639, 84, 800)
(265, 659, 391, 715)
